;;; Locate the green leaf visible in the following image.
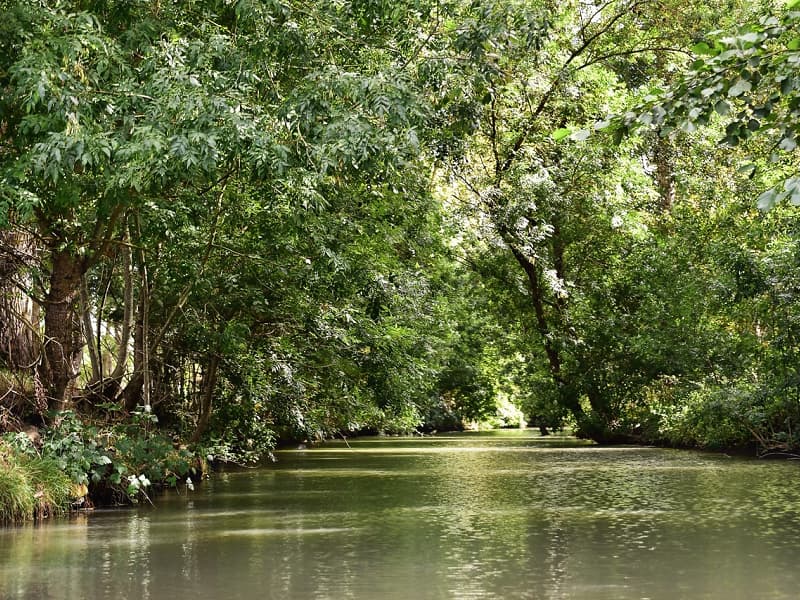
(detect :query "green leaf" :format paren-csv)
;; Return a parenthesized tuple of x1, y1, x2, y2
(737, 163, 756, 178)
(753, 104, 772, 119)
(714, 100, 731, 116)
(784, 177, 800, 205)
(756, 188, 777, 211)
(728, 79, 752, 97)
(739, 32, 761, 45)
(552, 128, 571, 141)
(692, 42, 715, 55)
(724, 134, 740, 147)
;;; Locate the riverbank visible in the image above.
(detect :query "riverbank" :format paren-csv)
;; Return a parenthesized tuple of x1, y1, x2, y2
(0, 411, 203, 523)
(1, 408, 796, 525)
(0, 441, 71, 521)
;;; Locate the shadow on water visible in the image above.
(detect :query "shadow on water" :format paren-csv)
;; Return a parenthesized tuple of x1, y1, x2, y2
(2, 430, 799, 600)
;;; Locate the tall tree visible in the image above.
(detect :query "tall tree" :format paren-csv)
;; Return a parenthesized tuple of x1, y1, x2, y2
(433, 0, 762, 440)
(1, 2, 264, 408)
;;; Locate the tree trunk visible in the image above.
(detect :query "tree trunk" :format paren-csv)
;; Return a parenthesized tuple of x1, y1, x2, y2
(121, 294, 145, 412)
(80, 275, 102, 384)
(191, 355, 219, 443)
(110, 229, 133, 381)
(0, 229, 40, 369)
(507, 243, 585, 420)
(121, 216, 151, 412)
(39, 248, 85, 411)
(85, 229, 135, 404)
(652, 134, 676, 212)
(508, 244, 563, 380)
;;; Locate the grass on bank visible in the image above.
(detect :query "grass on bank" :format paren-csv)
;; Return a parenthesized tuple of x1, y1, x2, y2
(0, 442, 72, 523)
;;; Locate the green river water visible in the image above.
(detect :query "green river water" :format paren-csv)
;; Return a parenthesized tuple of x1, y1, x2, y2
(1, 430, 800, 599)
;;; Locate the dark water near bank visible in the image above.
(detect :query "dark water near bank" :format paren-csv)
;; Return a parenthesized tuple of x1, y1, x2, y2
(2, 430, 800, 599)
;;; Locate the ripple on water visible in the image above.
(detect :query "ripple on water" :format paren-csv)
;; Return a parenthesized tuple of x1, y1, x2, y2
(218, 527, 358, 537)
(3, 432, 800, 600)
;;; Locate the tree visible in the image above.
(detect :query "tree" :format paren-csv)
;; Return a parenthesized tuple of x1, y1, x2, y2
(428, 0, 763, 441)
(1, 2, 268, 408)
(0, 0, 437, 419)
(615, 1, 800, 209)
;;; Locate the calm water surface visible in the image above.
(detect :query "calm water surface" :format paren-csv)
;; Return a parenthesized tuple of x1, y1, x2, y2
(2, 430, 800, 599)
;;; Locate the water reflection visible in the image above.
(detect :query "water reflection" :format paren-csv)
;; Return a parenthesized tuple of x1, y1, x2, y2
(1, 432, 800, 599)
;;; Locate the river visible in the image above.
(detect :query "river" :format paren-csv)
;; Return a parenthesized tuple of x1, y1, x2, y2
(1, 430, 799, 599)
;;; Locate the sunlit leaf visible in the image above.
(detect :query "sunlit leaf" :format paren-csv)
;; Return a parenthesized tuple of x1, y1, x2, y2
(727, 79, 752, 97)
(692, 41, 715, 55)
(552, 128, 571, 141)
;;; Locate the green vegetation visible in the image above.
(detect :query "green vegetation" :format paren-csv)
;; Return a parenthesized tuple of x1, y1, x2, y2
(2, 0, 800, 519)
(0, 440, 71, 522)
(1, 410, 200, 519)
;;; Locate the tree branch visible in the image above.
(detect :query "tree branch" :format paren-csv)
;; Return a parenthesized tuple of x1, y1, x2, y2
(496, 0, 655, 182)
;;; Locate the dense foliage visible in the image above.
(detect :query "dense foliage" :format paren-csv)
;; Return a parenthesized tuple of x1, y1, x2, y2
(2, 0, 800, 517)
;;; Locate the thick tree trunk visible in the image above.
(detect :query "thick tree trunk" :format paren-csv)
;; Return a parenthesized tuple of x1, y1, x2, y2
(39, 249, 85, 411)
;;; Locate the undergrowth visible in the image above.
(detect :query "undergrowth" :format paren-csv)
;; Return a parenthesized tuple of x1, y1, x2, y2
(0, 410, 203, 522)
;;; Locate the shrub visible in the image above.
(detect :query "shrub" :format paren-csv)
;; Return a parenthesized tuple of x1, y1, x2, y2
(650, 376, 800, 454)
(29, 411, 200, 505)
(40, 411, 112, 486)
